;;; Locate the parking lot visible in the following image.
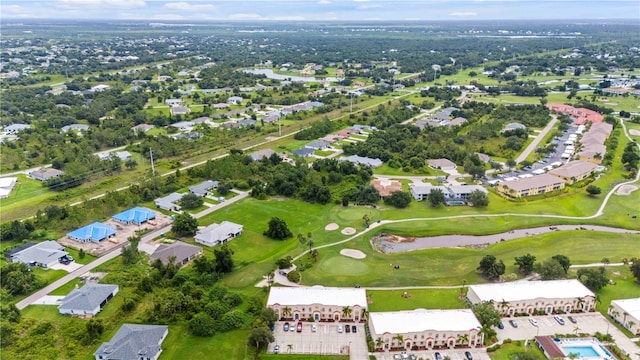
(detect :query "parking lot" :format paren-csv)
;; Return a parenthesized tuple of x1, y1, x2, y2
(269, 321, 368, 357)
(374, 348, 490, 360)
(497, 313, 640, 357)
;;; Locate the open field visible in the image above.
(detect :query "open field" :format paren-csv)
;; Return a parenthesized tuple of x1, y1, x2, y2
(489, 341, 545, 360)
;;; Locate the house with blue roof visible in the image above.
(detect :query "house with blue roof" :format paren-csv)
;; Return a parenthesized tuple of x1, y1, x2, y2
(67, 222, 116, 243)
(112, 207, 156, 225)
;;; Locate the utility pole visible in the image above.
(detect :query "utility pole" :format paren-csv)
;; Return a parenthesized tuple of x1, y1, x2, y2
(149, 148, 155, 175)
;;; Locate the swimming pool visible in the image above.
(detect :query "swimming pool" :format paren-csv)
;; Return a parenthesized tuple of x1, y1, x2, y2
(562, 346, 600, 358)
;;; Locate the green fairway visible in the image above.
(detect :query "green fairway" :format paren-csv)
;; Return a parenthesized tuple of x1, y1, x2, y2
(367, 289, 468, 312)
(319, 256, 370, 276)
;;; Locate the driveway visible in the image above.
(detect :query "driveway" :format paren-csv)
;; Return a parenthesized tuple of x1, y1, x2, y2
(48, 261, 85, 273)
(269, 321, 367, 357)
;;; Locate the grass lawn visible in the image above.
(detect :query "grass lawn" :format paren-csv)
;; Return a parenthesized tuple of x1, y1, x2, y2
(161, 325, 250, 360)
(0, 174, 53, 217)
(262, 356, 349, 360)
(146, 127, 167, 136)
(299, 231, 639, 288)
(489, 341, 545, 360)
(367, 289, 468, 312)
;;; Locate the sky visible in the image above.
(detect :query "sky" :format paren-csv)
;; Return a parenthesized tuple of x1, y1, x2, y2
(1, 0, 639, 21)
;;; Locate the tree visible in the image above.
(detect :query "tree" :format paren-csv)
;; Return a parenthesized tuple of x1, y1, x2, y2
(282, 306, 292, 319)
(552, 254, 572, 273)
(260, 308, 278, 326)
(0, 262, 40, 296)
(121, 236, 140, 265)
(383, 191, 412, 208)
(86, 319, 104, 340)
(468, 190, 489, 207)
(472, 301, 501, 328)
(586, 185, 601, 196)
(214, 244, 234, 273)
(189, 312, 217, 336)
(577, 267, 609, 292)
(535, 259, 567, 280)
(247, 326, 274, 356)
(342, 306, 352, 319)
(514, 253, 537, 275)
(275, 256, 293, 269)
(172, 213, 197, 237)
(375, 337, 385, 350)
(181, 193, 204, 209)
(630, 260, 640, 282)
(428, 188, 446, 207)
(477, 255, 506, 280)
(263, 217, 293, 240)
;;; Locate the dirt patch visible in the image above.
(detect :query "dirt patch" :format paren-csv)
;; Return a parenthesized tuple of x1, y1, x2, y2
(629, 129, 640, 136)
(615, 184, 638, 196)
(341, 227, 356, 235)
(340, 249, 366, 259)
(325, 223, 339, 231)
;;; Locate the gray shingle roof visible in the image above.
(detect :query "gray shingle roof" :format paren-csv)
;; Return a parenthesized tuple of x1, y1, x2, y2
(189, 180, 218, 196)
(59, 283, 118, 314)
(8, 240, 67, 267)
(94, 324, 168, 360)
(149, 241, 202, 265)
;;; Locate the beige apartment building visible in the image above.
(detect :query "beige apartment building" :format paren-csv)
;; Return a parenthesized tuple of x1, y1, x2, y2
(266, 286, 367, 322)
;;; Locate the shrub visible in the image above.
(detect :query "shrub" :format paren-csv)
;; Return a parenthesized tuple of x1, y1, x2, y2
(287, 270, 301, 283)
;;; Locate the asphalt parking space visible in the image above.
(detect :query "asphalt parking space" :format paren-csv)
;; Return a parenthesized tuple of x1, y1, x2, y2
(374, 348, 490, 360)
(269, 321, 367, 356)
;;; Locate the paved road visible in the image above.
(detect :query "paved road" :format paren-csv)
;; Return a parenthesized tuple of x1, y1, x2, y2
(515, 115, 558, 163)
(16, 190, 249, 310)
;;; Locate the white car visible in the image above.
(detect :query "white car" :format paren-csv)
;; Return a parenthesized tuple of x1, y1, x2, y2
(337, 325, 343, 333)
(311, 324, 317, 332)
(529, 318, 538, 327)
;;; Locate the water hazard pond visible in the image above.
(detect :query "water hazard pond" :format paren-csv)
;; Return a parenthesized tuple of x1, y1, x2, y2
(371, 225, 640, 253)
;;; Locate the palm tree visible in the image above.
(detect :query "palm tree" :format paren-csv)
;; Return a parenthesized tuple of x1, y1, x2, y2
(363, 214, 370, 227)
(361, 309, 369, 322)
(457, 334, 469, 347)
(602, 257, 610, 266)
(282, 306, 292, 320)
(394, 334, 404, 349)
(342, 306, 352, 320)
(500, 299, 510, 314)
(623, 312, 629, 325)
(375, 337, 384, 350)
(627, 320, 635, 331)
(568, 353, 579, 360)
(287, 344, 293, 354)
(576, 297, 585, 311)
(573, 325, 581, 335)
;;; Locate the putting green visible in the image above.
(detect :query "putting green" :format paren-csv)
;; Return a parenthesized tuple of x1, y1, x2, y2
(319, 255, 370, 276)
(333, 206, 381, 223)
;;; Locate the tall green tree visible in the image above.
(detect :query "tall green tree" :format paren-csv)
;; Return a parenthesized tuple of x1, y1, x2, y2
(477, 255, 505, 280)
(514, 253, 537, 275)
(172, 213, 198, 237)
(263, 217, 293, 240)
(428, 188, 446, 207)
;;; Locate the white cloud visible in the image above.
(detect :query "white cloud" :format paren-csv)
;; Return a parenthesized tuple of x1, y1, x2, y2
(56, 0, 145, 9)
(449, 11, 478, 16)
(149, 13, 186, 20)
(228, 13, 264, 20)
(358, 3, 382, 9)
(3, 5, 25, 13)
(272, 15, 306, 20)
(353, 0, 370, 2)
(318, 0, 331, 4)
(164, 2, 216, 11)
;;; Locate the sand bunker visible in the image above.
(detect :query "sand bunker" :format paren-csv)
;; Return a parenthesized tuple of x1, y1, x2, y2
(629, 129, 640, 137)
(340, 249, 366, 259)
(341, 227, 356, 235)
(616, 184, 638, 196)
(324, 223, 339, 231)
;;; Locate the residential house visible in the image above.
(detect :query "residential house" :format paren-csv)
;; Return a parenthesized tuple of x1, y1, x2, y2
(61, 124, 90, 133)
(338, 155, 383, 168)
(446, 185, 488, 201)
(305, 140, 331, 150)
(169, 121, 194, 131)
(267, 286, 367, 322)
(546, 104, 604, 125)
(6, 240, 69, 269)
(59, 283, 119, 317)
(0, 177, 17, 199)
(112, 207, 156, 225)
(195, 221, 243, 247)
(3, 124, 30, 135)
(170, 106, 190, 115)
(467, 280, 596, 316)
(448, 117, 468, 126)
(131, 124, 154, 132)
(475, 153, 491, 163)
(29, 168, 64, 181)
(370, 179, 402, 197)
(427, 158, 457, 171)
(238, 119, 257, 128)
(503, 122, 526, 132)
(408, 184, 449, 201)
(67, 222, 117, 243)
(214, 103, 230, 110)
(99, 151, 132, 161)
(496, 174, 565, 198)
(165, 98, 183, 106)
(250, 149, 277, 162)
(90, 84, 110, 93)
(292, 148, 315, 158)
(149, 241, 202, 266)
(548, 160, 598, 184)
(228, 96, 243, 105)
(94, 324, 168, 360)
(369, 309, 483, 351)
(154, 192, 183, 212)
(608, 298, 640, 335)
(189, 180, 219, 197)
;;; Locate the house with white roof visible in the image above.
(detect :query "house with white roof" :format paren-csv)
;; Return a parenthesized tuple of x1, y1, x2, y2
(427, 158, 457, 171)
(29, 168, 64, 181)
(0, 177, 17, 199)
(267, 286, 367, 322)
(189, 180, 218, 197)
(369, 309, 483, 351)
(496, 174, 565, 198)
(228, 96, 243, 105)
(61, 124, 90, 133)
(59, 283, 119, 317)
(154, 192, 183, 212)
(195, 221, 243, 247)
(548, 160, 598, 185)
(6, 240, 70, 269)
(3, 124, 30, 134)
(467, 280, 595, 316)
(608, 298, 640, 335)
(95, 324, 168, 360)
(338, 155, 383, 168)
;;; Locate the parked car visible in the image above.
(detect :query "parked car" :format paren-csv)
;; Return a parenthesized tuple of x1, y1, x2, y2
(337, 325, 343, 333)
(498, 322, 504, 329)
(568, 316, 577, 324)
(409, 355, 417, 360)
(296, 322, 302, 333)
(393, 355, 402, 360)
(434, 352, 443, 360)
(465, 351, 473, 360)
(509, 319, 518, 328)
(283, 322, 289, 332)
(554, 315, 565, 325)
(402, 352, 409, 360)
(345, 324, 350, 333)
(529, 318, 538, 327)
(311, 324, 317, 332)
(352, 325, 357, 333)
(274, 345, 279, 354)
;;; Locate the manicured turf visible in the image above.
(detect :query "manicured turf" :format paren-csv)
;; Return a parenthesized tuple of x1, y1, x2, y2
(489, 341, 545, 360)
(367, 289, 468, 312)
(161, 325, 250, 360)
(262, 355, 349, 360)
